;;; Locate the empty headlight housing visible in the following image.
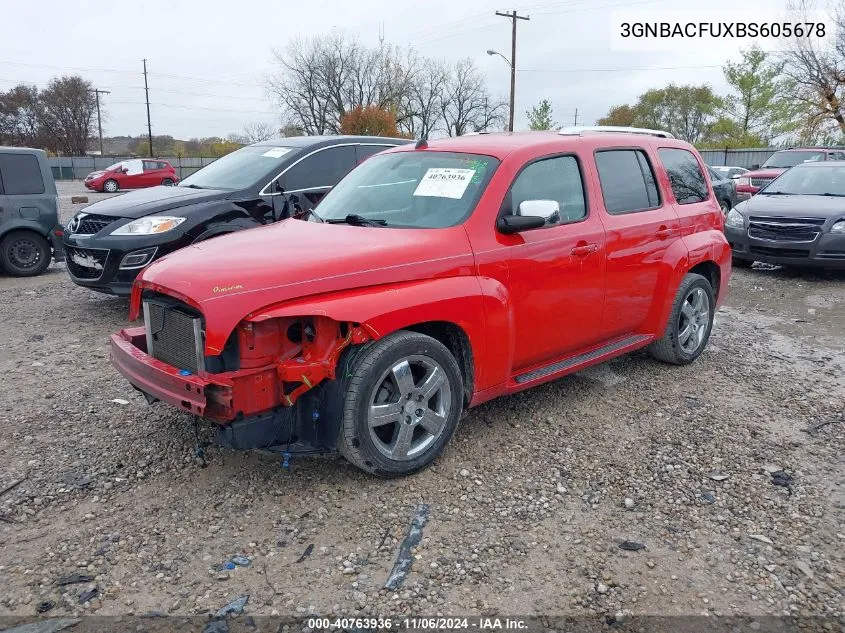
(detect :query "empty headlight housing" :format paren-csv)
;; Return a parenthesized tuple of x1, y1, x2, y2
(111, 216, 186, 235)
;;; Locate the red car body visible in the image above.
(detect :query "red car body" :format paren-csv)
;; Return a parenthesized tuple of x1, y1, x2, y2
(736, 147, 845, 198)
(84, 158, 179, 192)
(111, 130, 731, 472)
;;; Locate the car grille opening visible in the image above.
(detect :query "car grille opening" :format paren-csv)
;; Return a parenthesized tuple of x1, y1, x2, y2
(748, 216, 824, 243)
(65, 245, 108, 280)
(749, 245, 810, 258)
(750, 177, 774, 188)
(75, 214, 119, 235)
(144, 300, 205, 373)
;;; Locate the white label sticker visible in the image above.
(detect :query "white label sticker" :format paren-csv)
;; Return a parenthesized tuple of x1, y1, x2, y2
(262, 147, 291, 158)
(413, 168, 475, 199)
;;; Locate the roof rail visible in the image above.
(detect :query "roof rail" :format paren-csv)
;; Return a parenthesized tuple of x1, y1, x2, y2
(558, 125, 675, 139)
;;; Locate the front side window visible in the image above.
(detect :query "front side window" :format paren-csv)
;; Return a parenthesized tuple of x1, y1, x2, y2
(505, 155, 586, 225)
(0, 154, 45, 195)
(314, 151, 499, 228)
(179, 145, 298, 190)
(282, 146, 357, 191)
(658, 148, 709, 205)
(595, 149, 660, 214)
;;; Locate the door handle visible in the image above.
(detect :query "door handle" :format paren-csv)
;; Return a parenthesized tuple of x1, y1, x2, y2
(571, 243, 598, 257)
(655, 226, 677, 239)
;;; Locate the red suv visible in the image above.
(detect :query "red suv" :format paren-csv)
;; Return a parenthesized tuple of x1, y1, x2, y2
(84, 158, 179, 193)
(736, 147, 845, 199)
(110, 127, 731, 476)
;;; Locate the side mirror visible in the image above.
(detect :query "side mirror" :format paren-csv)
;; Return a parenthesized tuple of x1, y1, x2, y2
(517, 199, 560, 223)
(497, 215, 546, 234)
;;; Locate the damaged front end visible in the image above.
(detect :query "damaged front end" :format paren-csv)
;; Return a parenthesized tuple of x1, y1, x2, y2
(111, 292, 371, 454)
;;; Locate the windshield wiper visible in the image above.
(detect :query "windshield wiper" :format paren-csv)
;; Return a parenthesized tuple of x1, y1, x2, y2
(759, 191, 792, 195)
(326, 214, 387, 227)
(814, 192, 845, 197)
(182, 184, 206, 189)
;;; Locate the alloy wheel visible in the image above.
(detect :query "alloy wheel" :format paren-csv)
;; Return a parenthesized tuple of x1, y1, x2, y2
(367, 355, 452, 461)
(678, 287, 710, 354)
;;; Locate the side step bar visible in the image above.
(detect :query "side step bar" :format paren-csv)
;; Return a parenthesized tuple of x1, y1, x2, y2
(514, 335, 651, 384)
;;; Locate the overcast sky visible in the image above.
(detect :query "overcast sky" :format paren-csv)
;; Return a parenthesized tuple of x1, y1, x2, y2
(2, 0, 790, 139)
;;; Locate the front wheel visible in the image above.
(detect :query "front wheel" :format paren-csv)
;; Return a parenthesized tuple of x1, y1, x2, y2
(337, 331, 464, 477)
(648, 273, 715, 365)
(103, 179, 119, 193)
(161, 178, 174, 186)
(0, 230, 51, 277)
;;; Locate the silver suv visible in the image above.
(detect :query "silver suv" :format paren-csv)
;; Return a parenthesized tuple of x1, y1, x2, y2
(0, 147, 64, 276)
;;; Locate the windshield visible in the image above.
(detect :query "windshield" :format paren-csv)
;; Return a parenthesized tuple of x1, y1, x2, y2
(104, 162, 123, 171)
(762, 151, 825, 169)
(762, 164, 845, 195)
(179, 145, 298, 190)
(314, 151, 499, 228)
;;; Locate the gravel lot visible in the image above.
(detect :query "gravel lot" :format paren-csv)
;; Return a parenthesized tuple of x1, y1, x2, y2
(0, 182, 842, 622)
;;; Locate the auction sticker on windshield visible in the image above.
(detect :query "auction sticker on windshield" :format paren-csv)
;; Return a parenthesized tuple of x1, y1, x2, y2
(413, 168, 475, 199)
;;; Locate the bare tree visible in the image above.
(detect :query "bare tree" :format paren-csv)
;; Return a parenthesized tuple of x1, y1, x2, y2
(440, 59, 507, 136)
(38, 76, 96, 154)
(0, 84, 42, 147)
(242, 121, 277, 143)
(779, 0, 845, 139)
(268, 32, 417, 135)
(398, 58, 449, 139)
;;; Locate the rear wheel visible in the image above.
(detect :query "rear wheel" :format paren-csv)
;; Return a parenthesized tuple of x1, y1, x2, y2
(161, 178, 174, 186)
(648, 273, 715, 365)
(103, 179, 119, 193)
(0, 230, 51, 277)
(337, 331, 463, 477)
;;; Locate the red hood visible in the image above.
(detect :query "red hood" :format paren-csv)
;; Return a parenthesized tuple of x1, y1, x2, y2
(132, 219, 475, 354)
(744, 168, 786, 179)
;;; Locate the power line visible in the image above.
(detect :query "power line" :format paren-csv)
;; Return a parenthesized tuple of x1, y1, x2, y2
(518, 64, 723, 73)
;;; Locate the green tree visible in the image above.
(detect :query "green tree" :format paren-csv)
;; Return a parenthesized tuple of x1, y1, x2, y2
(722, 45, 792, 144)
(525, 99, 557, 130)
(597, 104, 636, 127)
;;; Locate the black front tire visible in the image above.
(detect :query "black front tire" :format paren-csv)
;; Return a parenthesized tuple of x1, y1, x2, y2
(648, 273, 715, 365)
(337, 330, 464, 477)
(0, 230, 51, 277)
(161, 178, 174, 186)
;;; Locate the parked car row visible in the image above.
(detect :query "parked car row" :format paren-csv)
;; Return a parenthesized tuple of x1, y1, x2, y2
(3, 131, 842, 477)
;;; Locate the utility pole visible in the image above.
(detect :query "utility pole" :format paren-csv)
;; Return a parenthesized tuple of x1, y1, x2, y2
(495, 10, 530, 132)
(142, 59, 153, 158)
(574, 108, 578, 126)
(87, 88, 111, 155)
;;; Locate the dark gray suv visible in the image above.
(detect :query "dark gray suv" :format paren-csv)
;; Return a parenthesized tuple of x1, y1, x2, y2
(0, 147, 64, 276)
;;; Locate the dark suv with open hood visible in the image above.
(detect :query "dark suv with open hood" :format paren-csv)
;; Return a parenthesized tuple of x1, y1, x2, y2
(62, 136, 409, 295)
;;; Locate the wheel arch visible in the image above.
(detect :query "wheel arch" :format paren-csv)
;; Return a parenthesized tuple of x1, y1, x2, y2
(0, 220, 50, 241)
(401, 321, 474, 408)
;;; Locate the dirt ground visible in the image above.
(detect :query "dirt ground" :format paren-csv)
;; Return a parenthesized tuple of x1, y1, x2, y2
(0, 184, 842, 622)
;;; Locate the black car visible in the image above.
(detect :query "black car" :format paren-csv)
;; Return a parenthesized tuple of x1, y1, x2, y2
(705, 166, 738, 214)
(62, 136, 410, 294)
(725, 160, 845, 269)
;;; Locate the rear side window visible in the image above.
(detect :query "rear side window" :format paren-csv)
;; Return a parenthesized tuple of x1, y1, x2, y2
(356, 144, 396, 163)
(0, 153, 45, 195)
(658, 148, 708, 204)
(507, 155, 586, 224)
(282, 146, 357, 191)
(157, 161, 169, 170)
(595, 149, 660, 214)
